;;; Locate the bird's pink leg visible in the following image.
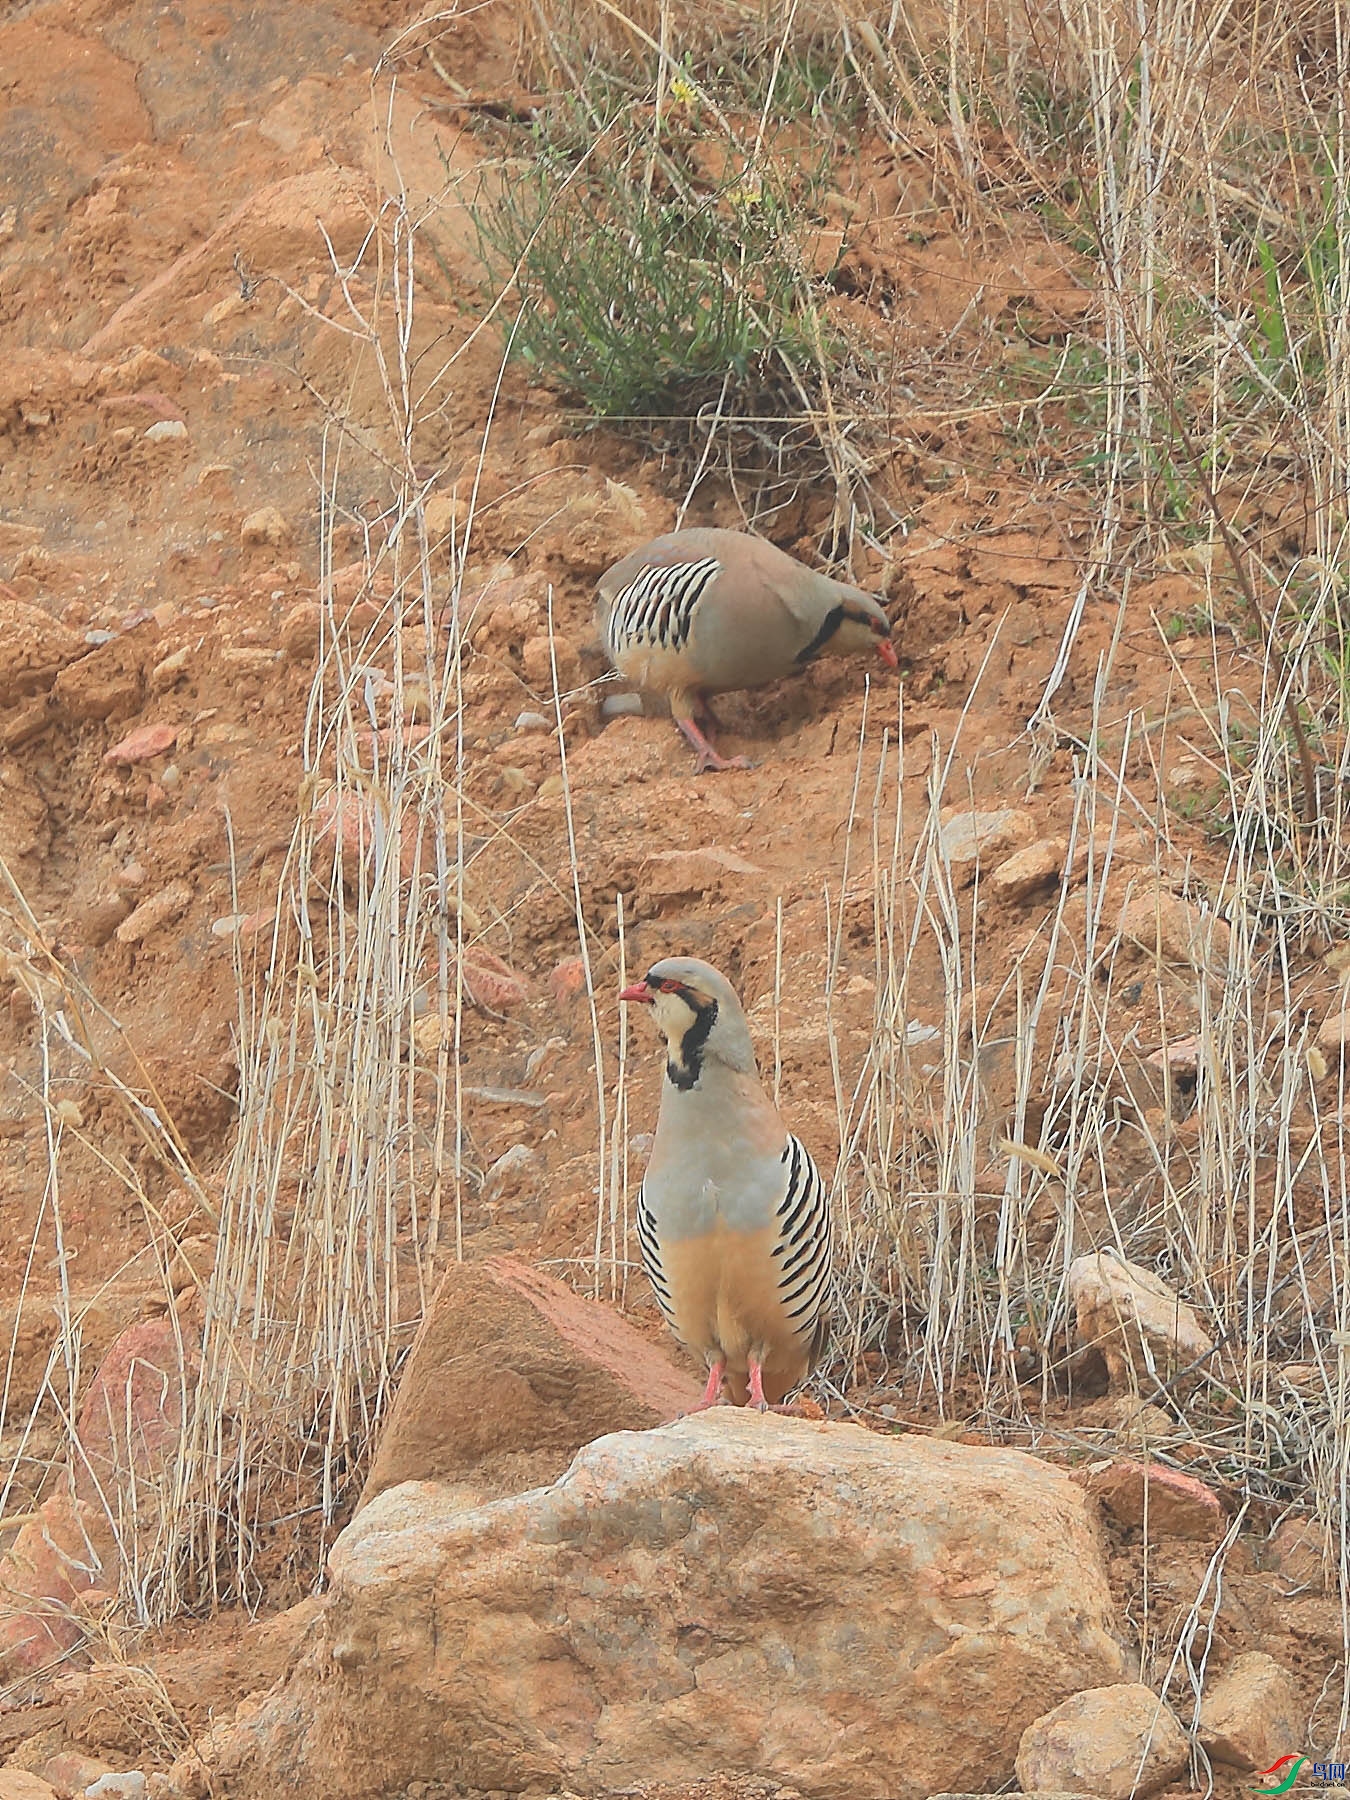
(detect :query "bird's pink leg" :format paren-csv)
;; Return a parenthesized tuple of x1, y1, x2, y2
(673, 1361, 726, 1419)
(673, 712, 752, 774)
(747, 1358, 768, 1412)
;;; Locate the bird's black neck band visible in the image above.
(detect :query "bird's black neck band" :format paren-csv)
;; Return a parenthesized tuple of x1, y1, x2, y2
(794, 602, 844, 664)
(666, 997, 718, 1090)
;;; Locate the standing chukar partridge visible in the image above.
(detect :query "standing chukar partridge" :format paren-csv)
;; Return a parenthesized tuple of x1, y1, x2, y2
(621, 956, 832, 1408)
(596, 527, 897, 771)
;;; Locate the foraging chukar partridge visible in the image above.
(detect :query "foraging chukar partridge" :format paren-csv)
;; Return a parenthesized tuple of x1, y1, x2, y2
(597, 527, 897, 771)
(621, 956, 832, 1408)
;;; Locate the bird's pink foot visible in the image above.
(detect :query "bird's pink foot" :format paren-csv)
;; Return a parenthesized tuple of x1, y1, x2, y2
(748, 1358, 768, 1413)
(674, 714, 752, 774)
(670, 1361, 726, 1420)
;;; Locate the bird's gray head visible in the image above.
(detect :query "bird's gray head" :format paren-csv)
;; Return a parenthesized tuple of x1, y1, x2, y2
(802, 585, 898, 670)
(619, 956, 756, 1089)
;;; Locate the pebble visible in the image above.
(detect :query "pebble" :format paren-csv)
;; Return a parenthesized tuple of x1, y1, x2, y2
(103, 722, 178, 766)
(938, 806, 1035, 866)
(144, 419, 187, 443)
(989, 836, 1064, 902)
(1118, 886, 1231, 972)
(151, 646, 191, 690)
(514, 710, 551, 733)
(600, 692, 644, 720)
(84, 630, 117, 647)
(1074, 1458, 1223, 1539)
(483, 1144, 539, 1199)
(84, 1777, 148, 1800)
(240, 505, 291, 548)
(114, 879, 193, 946)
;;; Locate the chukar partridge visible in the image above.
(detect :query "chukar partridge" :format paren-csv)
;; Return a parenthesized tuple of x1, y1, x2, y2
(597, 527, 897, 771)
(621, 956, 832, 1408)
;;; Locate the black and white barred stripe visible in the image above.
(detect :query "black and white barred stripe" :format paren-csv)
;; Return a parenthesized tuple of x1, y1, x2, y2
(772, 1134, 832, 1340)
(604, 557, 722, 663)
(636, 1181, 679, 1336)
(633, 1132, 832, 1347)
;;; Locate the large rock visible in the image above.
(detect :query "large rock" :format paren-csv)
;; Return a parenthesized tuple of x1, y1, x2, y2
(1067, 1250, 1213, 1390)
(359, 1255, 702, 1508)
(182, 1413, 1128, 1800)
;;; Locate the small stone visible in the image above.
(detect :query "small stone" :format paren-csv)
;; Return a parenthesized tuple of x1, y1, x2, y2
(1145, 1035, 1200, 1078)
(144, 419, 187, 443)
(1067, 1250, 1213, 1390)
(600, 692, 644, 720)
(168, 1234, 217, 1298)
(521, 631, 579, 691)
(240, 506, 291, 549)
(150, 646, 191, 690)
(1118, 886, 1231, 972)
(204, 293, 247, 326)
(482, 1144, 539, 1200)
(423, 494, 466, 544)
(39, 1753, 120, 1798)
(1016, 1683, 1188, 1799)
(114, 880, 193, 945)
(84, 1776, 148, 1800)
(457, 947, 528, 1011)
(989, 836, 1064, 902)
(1074, 1459, 1223, 1539)
(514, 710, 551, 733)
(1197, 1651, 1302, 1772)
(220, 646, 279, 670)
(0, 1773, 60, 1800)
(280, 602, 322, 660)
(938, 806, 1036, 866)
(0, 594, 83, 699)
(84, 629, 117, 646)
(103, 722, 177, 765)
(1264, 1515, 1330, 1589)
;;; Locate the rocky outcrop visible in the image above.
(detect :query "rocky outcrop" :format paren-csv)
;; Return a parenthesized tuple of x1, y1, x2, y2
(175, 1412, 1128, 1800)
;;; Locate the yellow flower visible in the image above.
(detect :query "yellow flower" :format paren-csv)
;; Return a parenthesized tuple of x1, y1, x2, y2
(725, 182, 764, 208)
(668, 73, 697, 107)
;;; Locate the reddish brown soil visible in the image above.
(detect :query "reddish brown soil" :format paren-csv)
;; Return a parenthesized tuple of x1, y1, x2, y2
(0, 0, 1341, 1793)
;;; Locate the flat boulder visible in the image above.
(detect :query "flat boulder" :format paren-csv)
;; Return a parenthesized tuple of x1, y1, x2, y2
(183, 1412, 1127, 1800)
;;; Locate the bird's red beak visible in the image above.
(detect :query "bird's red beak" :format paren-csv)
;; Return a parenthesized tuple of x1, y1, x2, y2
(876, 637, 899, 669)
(619, 981, 653, 1004)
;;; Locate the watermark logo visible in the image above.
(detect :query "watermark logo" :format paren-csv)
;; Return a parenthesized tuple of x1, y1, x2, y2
(1253, 1758, 1306, 1795)
(1252, 1755, 1348, 1793)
